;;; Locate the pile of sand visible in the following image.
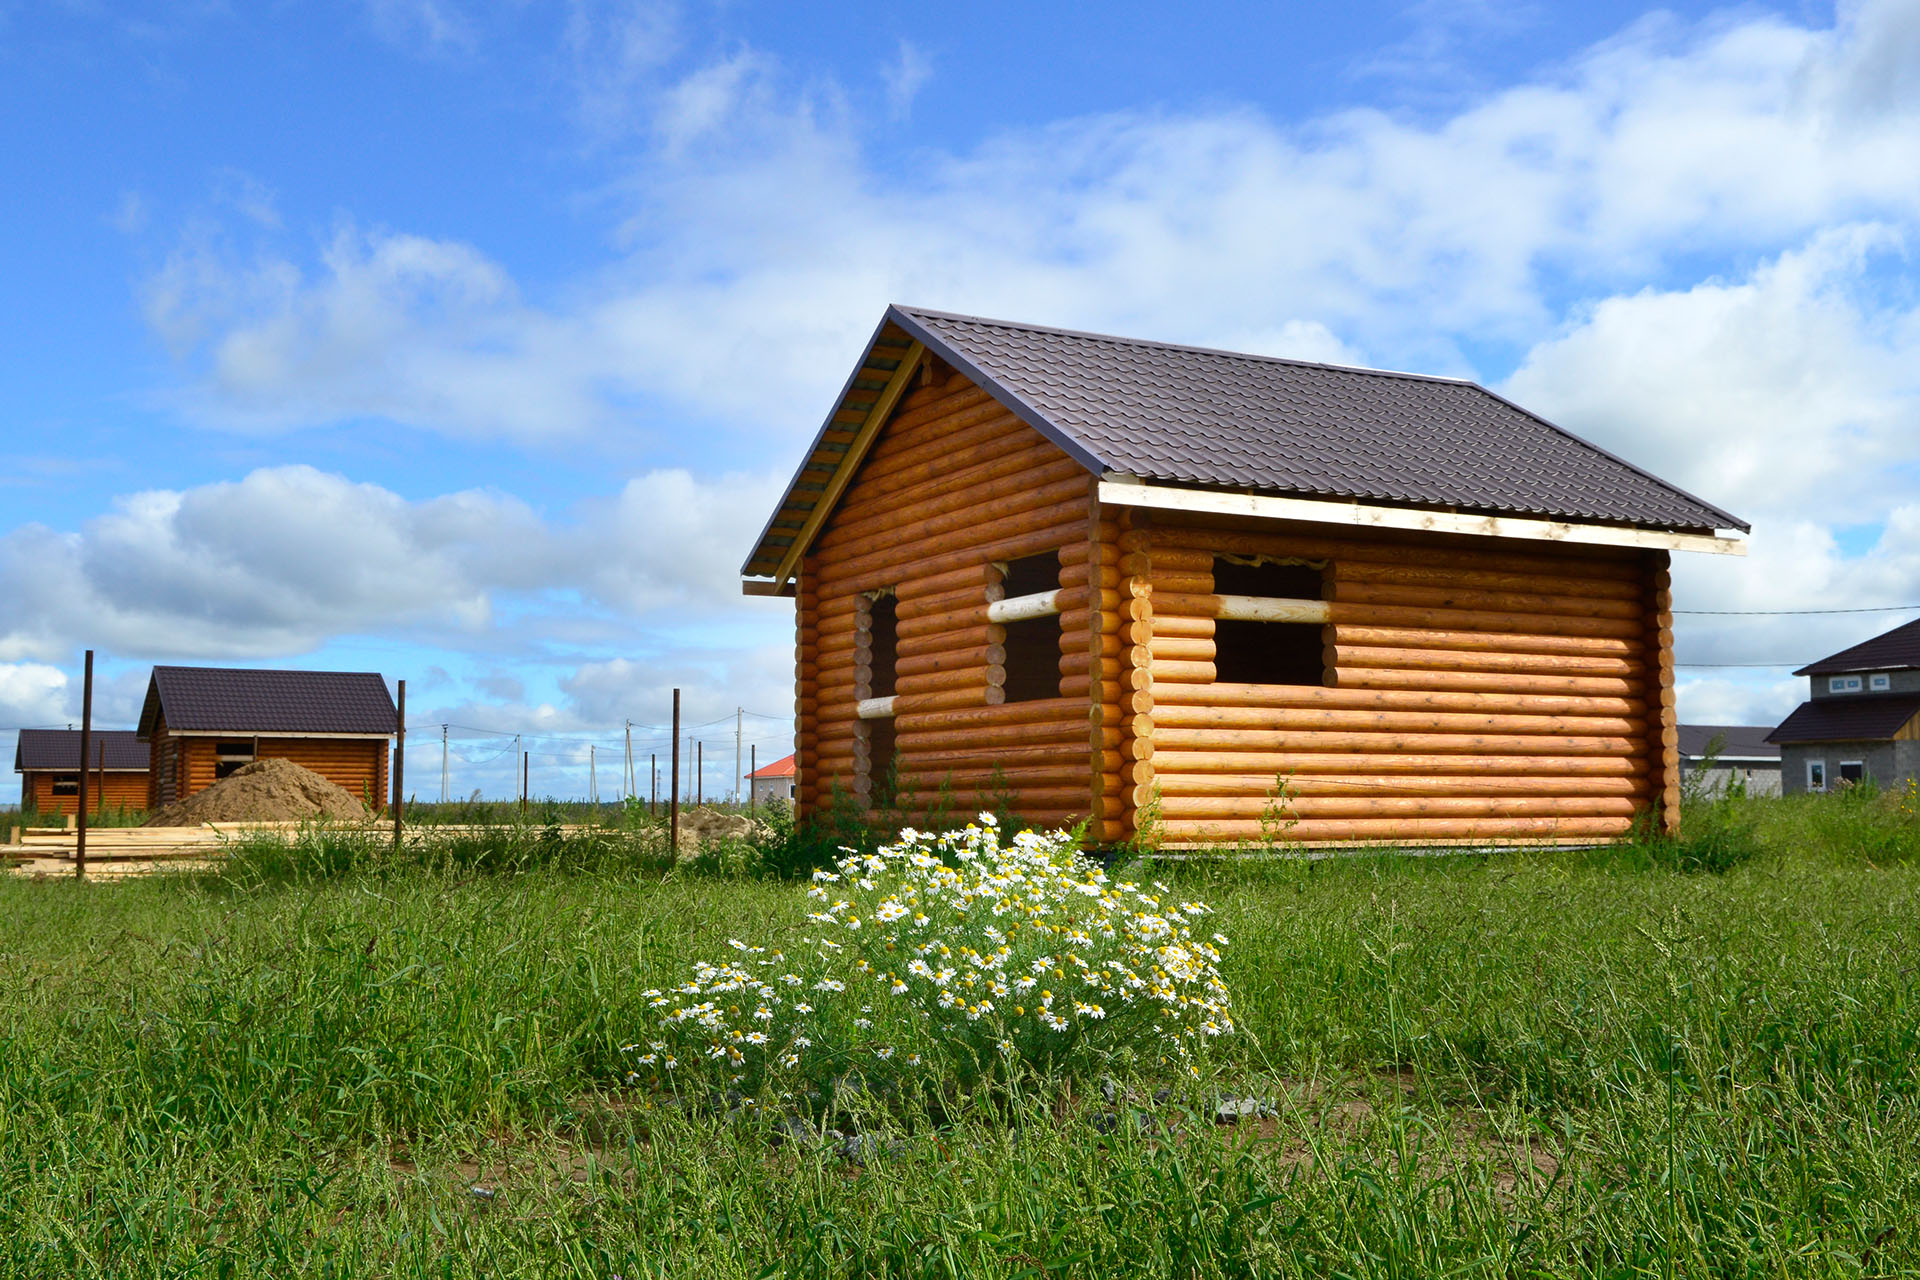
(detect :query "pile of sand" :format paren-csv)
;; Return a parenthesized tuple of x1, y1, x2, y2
(144, 757, 373, 827)
(673, 806, 770, 855)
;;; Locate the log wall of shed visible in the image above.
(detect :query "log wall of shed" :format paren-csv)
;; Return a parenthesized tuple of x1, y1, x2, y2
(1120, 514, 1676, 846)
(795, 362, 1126, 840)
(146, 727, 390, 813)
(23, 771, 150, 816)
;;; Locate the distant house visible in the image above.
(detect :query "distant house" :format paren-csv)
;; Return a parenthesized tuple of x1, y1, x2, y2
(1677, 724, 1781, 796)
(1768, 618, 1920, 794)
(13, 729, 150, 816)
(748, 753, 796, 806)
(137, 666, 398, 811)
(743, 305, 1748, 848)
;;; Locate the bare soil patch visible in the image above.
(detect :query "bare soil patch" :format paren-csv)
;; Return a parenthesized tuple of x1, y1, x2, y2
(144, 758, 372, 826)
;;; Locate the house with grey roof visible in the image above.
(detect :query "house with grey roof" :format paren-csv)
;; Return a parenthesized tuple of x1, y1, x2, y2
(1768, 618, 1920, 795)
(744, 306, 1746, 847)
(137, 666, 397, 811)
(1677, 724, 1781, 797)
(14, 729, 150, 816)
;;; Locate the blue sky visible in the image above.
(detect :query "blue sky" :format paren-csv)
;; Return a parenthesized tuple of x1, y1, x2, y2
(5, 0, 1920, 802)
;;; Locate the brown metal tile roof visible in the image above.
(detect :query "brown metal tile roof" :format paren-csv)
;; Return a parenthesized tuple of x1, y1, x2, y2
(893, 307, 1744, 533)
(1766, 694, 1920, 745)
(742, 305, 1746, 581)
(137, 666, 397, 738)
(14, 729, 149, 772)
(1676, 725, 1780, 763)
(1795, 616, 1920, 675)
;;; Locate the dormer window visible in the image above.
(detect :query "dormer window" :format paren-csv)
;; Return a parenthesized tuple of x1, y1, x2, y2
(1829, 675, 1863, 694)
(1870, 673, 1891, 691)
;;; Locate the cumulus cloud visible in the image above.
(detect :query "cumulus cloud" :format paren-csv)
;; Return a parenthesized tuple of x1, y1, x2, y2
(0, 464, 784, 664)
(143, 2, 1920, 444)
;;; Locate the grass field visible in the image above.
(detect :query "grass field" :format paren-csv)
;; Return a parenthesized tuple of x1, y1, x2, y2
(2, 790, 1918, 1277)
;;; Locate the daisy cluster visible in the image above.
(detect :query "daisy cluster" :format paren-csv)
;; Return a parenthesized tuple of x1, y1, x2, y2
(627, 816, 1234, 1095)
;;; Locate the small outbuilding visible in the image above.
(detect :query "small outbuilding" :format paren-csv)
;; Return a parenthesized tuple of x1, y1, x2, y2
(137, 666, 398, 811)
(749, 753, 797, 806)
(743, 306, 1747, 847)
(1677, 724, 1781, 797)
(13, 729, 150, 816)
(1769, 618, 1920, 794)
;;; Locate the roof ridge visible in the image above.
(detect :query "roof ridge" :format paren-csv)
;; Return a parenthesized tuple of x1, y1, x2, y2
(894, 304, 1478, 388)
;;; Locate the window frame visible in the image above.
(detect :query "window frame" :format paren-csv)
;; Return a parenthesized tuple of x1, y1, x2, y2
(1829, 675, 1863, 694)
(1839, 760, 1866, 785)
(1869, 673, 1892, 692)
(1806, 759, 1827, 792)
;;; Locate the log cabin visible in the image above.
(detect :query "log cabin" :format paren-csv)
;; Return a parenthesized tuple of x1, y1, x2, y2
(742, 307, 1749, 848)
(137, 666, 397, 811)
(13, 729, 150, 816)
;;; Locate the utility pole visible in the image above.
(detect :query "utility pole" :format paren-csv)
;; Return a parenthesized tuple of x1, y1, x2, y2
(589, 745, 597, 807)
(749, 745, 756, 813)
(735, 708, 743, 805)
(441, 724, 449, 804)
(393, 680, 406, 852)
(624, 721, 634, 799)
(669, 690, 680, 855)
(650, 753, 657, 816)
(75, 649, 93, 881)
(696, 741, 703, 806)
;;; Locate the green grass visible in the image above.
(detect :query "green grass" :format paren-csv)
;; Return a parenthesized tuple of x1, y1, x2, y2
(1, 794, 1918, 1276)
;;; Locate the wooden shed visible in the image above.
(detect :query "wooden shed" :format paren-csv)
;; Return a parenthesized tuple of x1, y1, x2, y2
(742, 307, 1749, 848)
(13, 729, 150, 816)
(137, 666, 398, 811)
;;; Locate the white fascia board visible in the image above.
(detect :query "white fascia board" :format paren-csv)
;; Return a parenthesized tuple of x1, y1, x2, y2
(1097, 478, 1747, 557)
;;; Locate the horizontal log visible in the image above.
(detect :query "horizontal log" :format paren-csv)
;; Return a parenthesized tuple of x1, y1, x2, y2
(988, 589, 1063, 623)
(893, 786, 1097, 810)
(904, 744, 1114, 773)
(1149, 636, 1211, 662)
(1334, 580, 1644, 620)
(1147, 614, 1211, 639)
(1148, 749, 1643, 776)
(1055, 531, 1116, 567)
(1333, 667, 1640, 698)
(1151, 592, 1331, 622)
(1060, 564, 1120, 592)
(895, 644, 1005, 679)
(1129, 527, 1640, 582)
(1149, 704, 1644, 737)
(1329, 625, 1636, 660)
(1331, 560, 1646, 599)
(1325, 643, 1642, 678)
(1331, 601, 1641, 640)
(897, 665, 998, 695)
(1151, 772, 1643, 798)
(896, 583, 997, 624)
(891, 763, 1094, 790)
(816, 520, 1092, 593)
(897, 562, 999, 602)
(1157, 795, 1640, 820)
(1150, 728, 1642, 756)
(819, 498, 1090, 588)
(895, 697, 1084, 733)
(897, 610, 995, 645)
(1157, 816, 1636, 843)
(832, 420, 1046, 516)
(893, 688, 1001, 715)
(828, 467, 1092, 553)
(1151, 660, 1216, 684)
(1149, 681, 1645, 719)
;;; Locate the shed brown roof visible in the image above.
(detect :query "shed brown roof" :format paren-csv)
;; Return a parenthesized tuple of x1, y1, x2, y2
(137, 666, 397, 738)
(1795, 616, 1920, 675)
(1766, 694, 1920, 745)
(14, 729, 149, 772)
(744, 307, 1746, 581)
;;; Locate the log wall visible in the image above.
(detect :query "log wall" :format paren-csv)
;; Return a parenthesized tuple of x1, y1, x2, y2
(22, 770, 149, 816)
(1123, 514, 1669, 847)
(796, 362, 1119, 837)
(145, 724, 389, 813)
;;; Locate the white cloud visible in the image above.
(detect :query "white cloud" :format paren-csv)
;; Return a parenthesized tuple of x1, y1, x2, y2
(0, 663, 68, 729)
(1504, 224, 1920, 525)
(881, 39, 931, 119)
(0, 464, 784, 664)
(142, 0, 1920, 446)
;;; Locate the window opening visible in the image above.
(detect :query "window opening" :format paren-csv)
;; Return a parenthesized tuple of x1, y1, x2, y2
(1870, 673, 1892, 691)
(1839, 761, 1866, 785)
(215, 739, 256, 780)
(857, 590, 898, 804)
(1807, 760, 1826, 791)
(52, 775, 79, 796)
(1211, 558, 1329, 686)
(1829, 675, 1863, 694)
(998, 552, 1062, 703)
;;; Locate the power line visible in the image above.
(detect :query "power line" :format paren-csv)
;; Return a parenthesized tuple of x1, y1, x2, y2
(1676, 604, 1920, 616)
